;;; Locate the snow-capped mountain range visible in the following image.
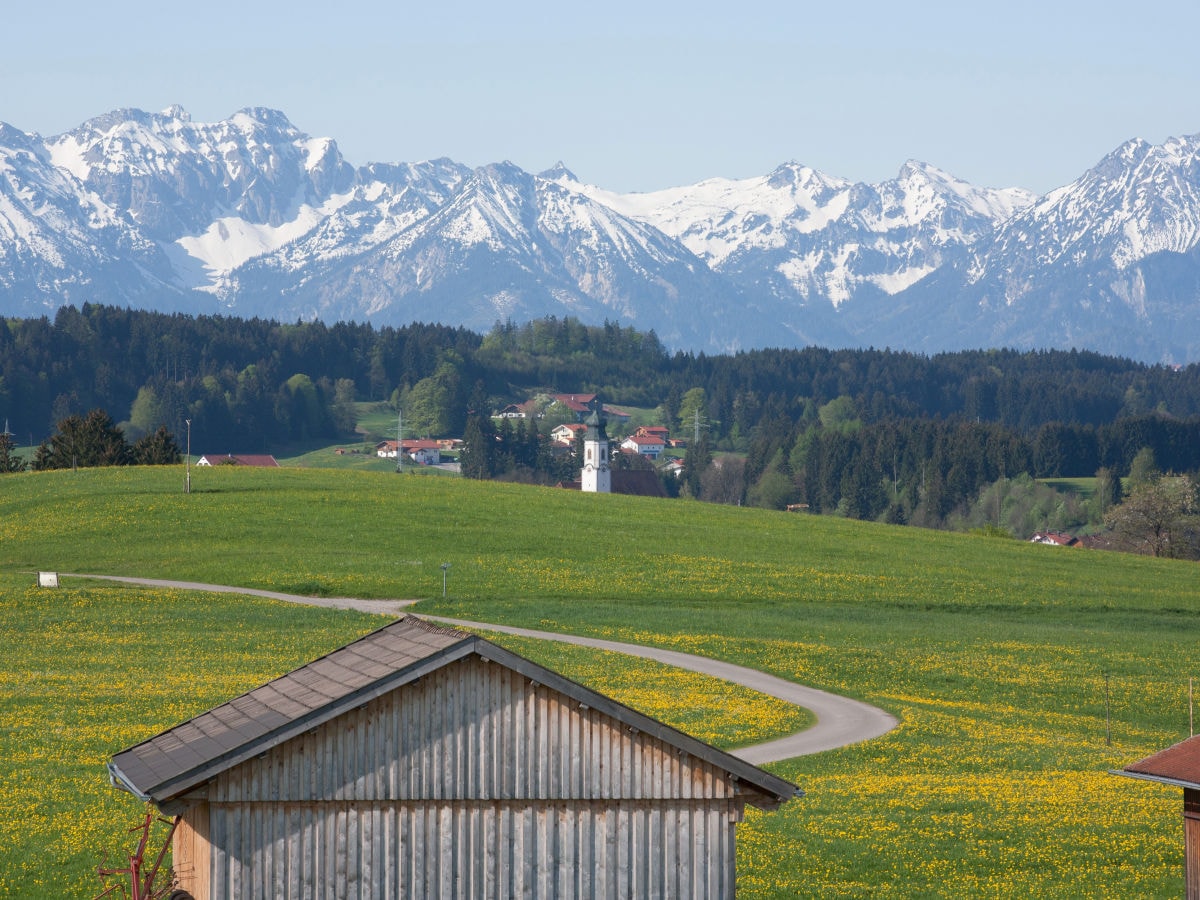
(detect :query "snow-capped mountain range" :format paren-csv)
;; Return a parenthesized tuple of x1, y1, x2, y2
(3, 106, 1200, 362)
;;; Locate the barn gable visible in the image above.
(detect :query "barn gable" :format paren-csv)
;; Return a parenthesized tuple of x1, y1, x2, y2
(109, 616, 798, 899)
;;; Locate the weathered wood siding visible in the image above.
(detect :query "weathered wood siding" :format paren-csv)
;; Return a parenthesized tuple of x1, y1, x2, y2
(176, 655, 745, 899)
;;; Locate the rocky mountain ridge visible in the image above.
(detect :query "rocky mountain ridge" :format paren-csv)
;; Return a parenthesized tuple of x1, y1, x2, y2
(2, 106, 1199, 362)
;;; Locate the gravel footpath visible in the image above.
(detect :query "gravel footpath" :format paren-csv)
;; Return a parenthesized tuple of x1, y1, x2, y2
(63, 574, 898, 763)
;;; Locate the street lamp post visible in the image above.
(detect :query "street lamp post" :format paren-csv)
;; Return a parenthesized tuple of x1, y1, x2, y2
(185, 419, 192, 494)
(440, 563, 451, 598)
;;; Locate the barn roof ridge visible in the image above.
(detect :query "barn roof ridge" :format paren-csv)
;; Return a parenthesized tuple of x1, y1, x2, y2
(109, 615, 797, 811)
(1114, 733, 1200, 790)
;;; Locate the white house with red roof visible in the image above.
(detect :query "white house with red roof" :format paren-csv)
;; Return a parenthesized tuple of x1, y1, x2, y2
(375, 440, 442, 464)
(549, 422, 587, 446)
(635, 425, 670, 442)
(620, 432, 667, 460)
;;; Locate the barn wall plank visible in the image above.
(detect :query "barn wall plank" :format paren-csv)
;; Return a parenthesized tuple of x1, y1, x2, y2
(196, 653, 753, 899)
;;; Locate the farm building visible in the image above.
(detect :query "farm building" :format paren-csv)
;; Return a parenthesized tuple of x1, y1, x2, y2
(195, 454, 279, 467)
(1116, 735, 1200, 898)
(107, 616, 798, 899)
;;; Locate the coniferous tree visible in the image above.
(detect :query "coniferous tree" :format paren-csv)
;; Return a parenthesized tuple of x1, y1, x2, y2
(681, 432, 711, 499)
(32, 409, 130, 470)
(0, 433, 24, 473)
(459, 415, 496, 480)
(132, 425, 182, 465)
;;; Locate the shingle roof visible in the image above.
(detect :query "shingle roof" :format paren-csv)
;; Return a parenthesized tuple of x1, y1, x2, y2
(109, 616, 797, 810)
(1118, 734, 1200, 789)
(109, 616, 472, 804)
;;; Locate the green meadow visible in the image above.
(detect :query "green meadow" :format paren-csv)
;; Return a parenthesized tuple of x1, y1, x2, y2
(2, 465, 1198, 897)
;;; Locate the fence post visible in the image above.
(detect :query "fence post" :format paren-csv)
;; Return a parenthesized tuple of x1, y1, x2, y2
(1105, 673, 1112, 747)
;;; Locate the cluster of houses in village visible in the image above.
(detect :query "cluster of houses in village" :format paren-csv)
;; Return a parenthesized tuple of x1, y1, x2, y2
(200, 394, 683, 478)
(500, 393, 686, 471)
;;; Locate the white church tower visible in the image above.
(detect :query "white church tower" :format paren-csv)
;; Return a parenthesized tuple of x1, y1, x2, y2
(580, 401, 611, 493)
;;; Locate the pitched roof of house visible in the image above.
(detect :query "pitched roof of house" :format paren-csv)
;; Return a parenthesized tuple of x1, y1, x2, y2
(1030, 531, 1078, 546)
(1117, 734, 1200, 790)
(552, 393, 597, 412)
(622, 434, 666, 448)
(109, 616, 796, 812)
(198, 454, 279, 467)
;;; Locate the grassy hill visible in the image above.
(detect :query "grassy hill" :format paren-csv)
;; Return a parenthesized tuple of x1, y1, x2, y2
(2, 465, 1197, 897)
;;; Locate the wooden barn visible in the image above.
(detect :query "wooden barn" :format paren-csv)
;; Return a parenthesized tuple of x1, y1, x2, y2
(1116, 734, 1200, 899)
(108, 616, 798, 899)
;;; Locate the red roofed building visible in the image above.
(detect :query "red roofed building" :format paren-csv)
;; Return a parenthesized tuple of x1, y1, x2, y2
(376, 440, 441, 464)
(1116, 735, 1200, 897)
(635, 425, 670, 442)
(620, 433, 667, 460)
(195, 454, 279, 467)
(551, 394, 631, 424)
(551, 393, 596, 417)
(1030, 532, 1079, 547)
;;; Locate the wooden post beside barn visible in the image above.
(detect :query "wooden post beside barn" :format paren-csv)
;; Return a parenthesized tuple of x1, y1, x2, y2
(107, 616, 799, 899)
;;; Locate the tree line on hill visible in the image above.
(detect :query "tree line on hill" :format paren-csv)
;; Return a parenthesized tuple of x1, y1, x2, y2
(0, 408, 180, 473)
(3, 304, 1200, 551)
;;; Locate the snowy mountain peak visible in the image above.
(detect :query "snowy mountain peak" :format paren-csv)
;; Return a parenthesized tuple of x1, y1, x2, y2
(160, 104, 191, 122)
(229, 107, 300, 134)
(540, 161, 577, 182)
(766, 160, 851, 196)
(4, 108, 1200, 360)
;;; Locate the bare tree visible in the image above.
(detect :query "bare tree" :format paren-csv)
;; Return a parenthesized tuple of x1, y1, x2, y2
(1104, 475, 1199, 558)
(700, 456, 746, 506)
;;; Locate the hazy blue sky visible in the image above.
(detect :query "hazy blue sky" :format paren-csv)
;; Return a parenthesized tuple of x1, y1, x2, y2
(4, 0, 1199, 193)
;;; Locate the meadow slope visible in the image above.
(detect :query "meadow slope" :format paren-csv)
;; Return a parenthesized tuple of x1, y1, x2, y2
(2, 465, 1198, 897)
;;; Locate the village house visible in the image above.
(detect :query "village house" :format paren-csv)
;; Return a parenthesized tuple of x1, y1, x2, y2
(619, 432, 667, 460)
(107, 616, 797, 899)
(375, 439, 441, 465)
(550, 394, 631, 426)
(634, 425, 670, 442)
(1030, 531, 1079, 547)
(549, 422, 587, 447)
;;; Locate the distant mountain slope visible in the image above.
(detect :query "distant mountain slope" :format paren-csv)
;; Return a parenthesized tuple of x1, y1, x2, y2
(1, 106, 1199, 361)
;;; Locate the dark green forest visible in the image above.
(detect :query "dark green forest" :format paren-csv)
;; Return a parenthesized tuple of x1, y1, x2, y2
(4, 304, 1200, 540)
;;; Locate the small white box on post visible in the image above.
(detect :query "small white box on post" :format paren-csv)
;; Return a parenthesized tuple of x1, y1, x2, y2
(37, 572, 59, 588)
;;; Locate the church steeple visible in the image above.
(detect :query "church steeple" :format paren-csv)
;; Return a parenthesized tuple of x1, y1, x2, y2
(580, 398, 611, 493)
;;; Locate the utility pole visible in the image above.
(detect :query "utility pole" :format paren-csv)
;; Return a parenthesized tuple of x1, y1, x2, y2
(185, 419, 192, 494)
(395, 408, 403, 474)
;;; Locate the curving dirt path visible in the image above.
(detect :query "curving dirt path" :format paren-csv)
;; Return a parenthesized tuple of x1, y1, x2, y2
(64, 574, 898, 763)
